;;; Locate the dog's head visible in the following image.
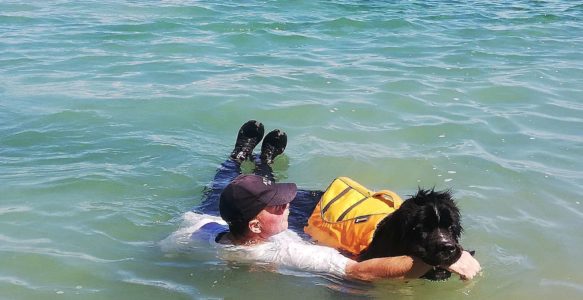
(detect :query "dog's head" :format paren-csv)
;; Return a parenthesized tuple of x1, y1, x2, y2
(397, 188, 463, 266)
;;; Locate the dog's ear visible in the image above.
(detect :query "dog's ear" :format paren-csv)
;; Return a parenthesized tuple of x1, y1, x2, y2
(439, 189, 463, 239)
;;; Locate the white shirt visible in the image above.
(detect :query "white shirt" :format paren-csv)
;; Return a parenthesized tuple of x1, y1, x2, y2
(161, 212, 350, 277)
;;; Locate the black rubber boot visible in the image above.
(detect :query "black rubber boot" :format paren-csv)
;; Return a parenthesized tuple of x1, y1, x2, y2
(260, 129, 287, 164)
(230, 120, 265, 163)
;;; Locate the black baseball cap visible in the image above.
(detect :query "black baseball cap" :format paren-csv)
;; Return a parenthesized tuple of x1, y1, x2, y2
(219, 174, 297, 225)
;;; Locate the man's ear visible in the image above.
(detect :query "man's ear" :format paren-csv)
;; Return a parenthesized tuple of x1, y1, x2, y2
(248, 219, 262, 234)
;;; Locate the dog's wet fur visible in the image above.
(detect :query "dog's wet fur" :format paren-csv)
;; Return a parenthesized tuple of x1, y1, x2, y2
(358, 188, 463, 280)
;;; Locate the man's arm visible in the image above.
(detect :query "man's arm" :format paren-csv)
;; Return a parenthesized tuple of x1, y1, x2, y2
(345, 251, 481, 281)
(345, 255, 431, 281)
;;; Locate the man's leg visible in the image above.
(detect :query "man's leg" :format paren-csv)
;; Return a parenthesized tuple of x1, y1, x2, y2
(196, 120, 265, 215)
(230, 120, 265, 163)
(252, 129, 287, 181)
(197, 159, 242, 215)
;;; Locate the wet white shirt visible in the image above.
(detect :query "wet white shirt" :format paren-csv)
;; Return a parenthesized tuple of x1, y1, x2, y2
(162, 212, 350, 277)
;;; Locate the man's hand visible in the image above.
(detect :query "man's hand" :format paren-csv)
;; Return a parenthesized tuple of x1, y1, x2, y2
(444, 250, 481, 280)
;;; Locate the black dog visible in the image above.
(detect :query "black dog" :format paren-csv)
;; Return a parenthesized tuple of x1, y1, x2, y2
(358, 188, 463, 280)
(292, 187, 467, 280)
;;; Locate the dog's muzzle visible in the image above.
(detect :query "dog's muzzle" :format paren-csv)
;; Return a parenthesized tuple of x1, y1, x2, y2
(423, 231, 462, 266)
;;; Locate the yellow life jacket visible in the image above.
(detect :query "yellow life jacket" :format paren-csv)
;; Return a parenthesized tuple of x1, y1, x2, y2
(304, 177, 403, 256)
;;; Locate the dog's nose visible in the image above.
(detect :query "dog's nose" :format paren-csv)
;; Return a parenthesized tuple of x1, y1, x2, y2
(439, 243, 456, 255)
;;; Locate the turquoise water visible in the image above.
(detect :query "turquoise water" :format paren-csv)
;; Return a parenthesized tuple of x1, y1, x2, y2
(1, 0, 582, 299)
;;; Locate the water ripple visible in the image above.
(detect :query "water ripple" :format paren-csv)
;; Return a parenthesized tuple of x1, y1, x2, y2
(0, 245, 134, 264)
(1, 0, 582, 298)
(118, 270, 200, 297)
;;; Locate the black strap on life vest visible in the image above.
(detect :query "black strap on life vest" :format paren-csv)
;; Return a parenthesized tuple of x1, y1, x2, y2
(321, 187, 351, 215)
(336, 195, 368, 222)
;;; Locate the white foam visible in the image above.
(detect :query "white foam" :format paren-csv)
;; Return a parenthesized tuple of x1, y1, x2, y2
(159, 212, 226, 253)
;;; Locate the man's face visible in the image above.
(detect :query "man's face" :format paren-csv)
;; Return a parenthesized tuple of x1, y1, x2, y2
(255, 203, 289, 237)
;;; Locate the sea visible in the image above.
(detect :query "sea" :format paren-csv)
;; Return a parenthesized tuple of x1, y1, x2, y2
(1, 1, 582, 299)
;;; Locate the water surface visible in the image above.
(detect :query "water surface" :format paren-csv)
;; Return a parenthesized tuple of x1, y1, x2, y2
(1, 1, 582, 299)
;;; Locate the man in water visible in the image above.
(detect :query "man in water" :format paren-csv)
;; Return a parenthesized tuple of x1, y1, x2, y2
(189, 120, 480, 281)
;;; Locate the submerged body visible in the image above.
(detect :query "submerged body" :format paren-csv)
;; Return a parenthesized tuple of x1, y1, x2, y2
(166, 212, 349, 277)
